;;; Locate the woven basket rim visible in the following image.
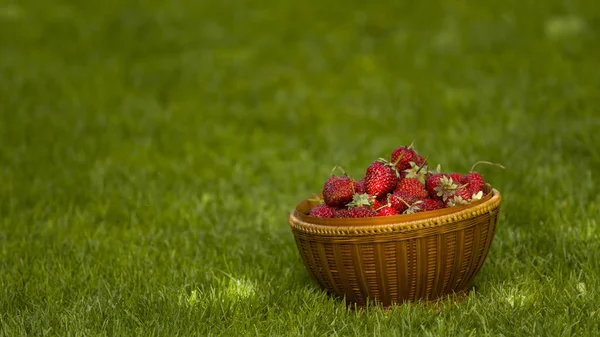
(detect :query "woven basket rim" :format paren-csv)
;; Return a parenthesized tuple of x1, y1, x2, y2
(289, 187, 501, 236)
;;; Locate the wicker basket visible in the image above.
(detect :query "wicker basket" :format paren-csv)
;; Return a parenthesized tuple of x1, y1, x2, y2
(288, 185, 502, 307)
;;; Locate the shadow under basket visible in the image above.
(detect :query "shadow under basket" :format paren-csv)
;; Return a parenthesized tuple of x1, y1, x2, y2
(288, 184, 502, 307)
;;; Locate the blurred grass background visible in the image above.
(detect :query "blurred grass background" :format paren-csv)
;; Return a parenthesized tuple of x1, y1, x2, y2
(1, 0, 599, 335)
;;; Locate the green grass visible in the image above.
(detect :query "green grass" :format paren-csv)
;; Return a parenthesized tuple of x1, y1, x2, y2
(1, 0, 600, 335)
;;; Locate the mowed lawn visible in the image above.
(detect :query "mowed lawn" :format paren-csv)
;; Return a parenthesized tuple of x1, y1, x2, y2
(1, 0, 600, 335)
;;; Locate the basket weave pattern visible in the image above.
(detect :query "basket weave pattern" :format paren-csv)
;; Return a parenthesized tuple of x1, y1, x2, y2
(289, 188, 501, 306)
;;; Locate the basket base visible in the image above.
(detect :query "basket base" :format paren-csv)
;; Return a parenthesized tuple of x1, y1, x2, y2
(343, 285, 474, 311)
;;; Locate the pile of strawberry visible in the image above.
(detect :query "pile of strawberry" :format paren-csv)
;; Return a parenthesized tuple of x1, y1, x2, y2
(309, 143, 502, 218)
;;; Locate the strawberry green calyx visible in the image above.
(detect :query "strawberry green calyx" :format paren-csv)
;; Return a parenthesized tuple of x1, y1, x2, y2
(403, 160, 428, 184)
(403, 200, 423, 214)
(434, 176, 459, 201)
(347, 193, 375, 209)
(446, 195, 469, 207)
(429, 164, 442, 175)
(471, 191, 484, 201)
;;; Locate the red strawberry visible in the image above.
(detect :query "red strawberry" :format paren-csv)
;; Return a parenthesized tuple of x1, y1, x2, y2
(425, 173, 447, 197)
(395, 178, 428, 199)
(388, 191, 419, 213)
(350, 206, 377, 218)
(417, 198, 444, 212)
(355, 178, 366, 194)
(462, 161, 505, 197)
(376, 206, 398, 217)
(322, 166, 356, 207)
(309, 204, 336, 218)
(334, 208, 353, 218)
(364, 159, 399, 198)
(461, 172, 485, 197)
(373, 197, 387, 210)
(414, 155, 428, 167)
(445, 187, 471, 207)
(449, 173, 462, 183)
(391, 145, 419, 172)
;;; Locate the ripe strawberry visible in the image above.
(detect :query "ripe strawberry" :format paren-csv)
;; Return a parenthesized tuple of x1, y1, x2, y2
(322, 166, 356, 207)
(375, 196, 391, 210)
(391, 145, 419, 172)
(461, 161, 505, 197)
(449, 173, 463, 183)
(414, 155, 428, 167)
(350, 206, 377, 218)
(395, 178, 428, 198)
(417, 198, 444, 212)
(388, 191, 418, 213)
(456, 186, 472, 201)
(445, 187, 471, 207)
(355, 178, 366, 194)
(376, 206, 398, 217)
(309, 204, 336, 218)
(425, 173, 447, 197)
(334, 208, 353, 218)
(461, 172, 485, 197)
(364, 159, 399, 198)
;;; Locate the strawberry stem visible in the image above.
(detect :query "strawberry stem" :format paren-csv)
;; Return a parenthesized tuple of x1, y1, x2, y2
(398, 196, 411, 208)
(470, 161, 505, 173)
(374, 202, 391, 212)
(392, 152, 405, 166)
(415, 155, 429, 174)
(331, 165, 347, 176)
